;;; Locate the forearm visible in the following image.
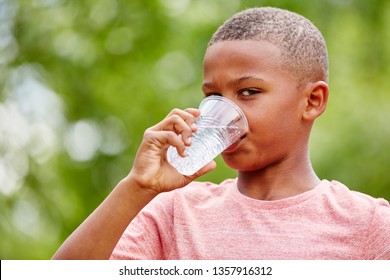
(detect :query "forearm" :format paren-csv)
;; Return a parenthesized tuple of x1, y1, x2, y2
(52, 108, 214, 259)
(52, 177, 157, 260)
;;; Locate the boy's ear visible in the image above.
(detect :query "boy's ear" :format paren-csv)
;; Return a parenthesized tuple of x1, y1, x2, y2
(302, 81, 329, 121)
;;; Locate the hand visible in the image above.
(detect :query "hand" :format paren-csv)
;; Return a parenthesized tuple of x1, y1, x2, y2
(127, 108, 216, 195)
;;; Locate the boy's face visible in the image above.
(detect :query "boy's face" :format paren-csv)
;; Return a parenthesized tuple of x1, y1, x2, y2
(202, 40, 309, 172)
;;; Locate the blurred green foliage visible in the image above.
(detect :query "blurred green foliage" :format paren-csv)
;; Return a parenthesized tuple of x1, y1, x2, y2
(0, 0, 389, 259)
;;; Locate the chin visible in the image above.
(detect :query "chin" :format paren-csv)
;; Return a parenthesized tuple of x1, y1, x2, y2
(222, 153, 270, 172)
(222, 156, 256, 172)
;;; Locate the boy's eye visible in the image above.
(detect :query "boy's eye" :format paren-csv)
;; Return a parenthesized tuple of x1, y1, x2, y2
(239, 89, 260, 96)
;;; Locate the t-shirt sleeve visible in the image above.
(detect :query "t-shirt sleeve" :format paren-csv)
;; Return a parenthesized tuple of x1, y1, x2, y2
(362, 198, 390, 260)
(110, 192, 174, 260)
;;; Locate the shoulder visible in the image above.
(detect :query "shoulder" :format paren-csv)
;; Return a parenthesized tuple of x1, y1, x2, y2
(320, 180, 390, 259)
(317, 180, 390, 231)
(324, 180, 390, 211)
(324, 180, 390, 259)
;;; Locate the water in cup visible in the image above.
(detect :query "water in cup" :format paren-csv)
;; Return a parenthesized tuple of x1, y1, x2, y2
(167, 96, 248, 176)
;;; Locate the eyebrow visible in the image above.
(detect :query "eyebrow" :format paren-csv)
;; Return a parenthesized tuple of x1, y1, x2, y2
(234, 75, 265, 85)
(202, 75, 265, 89)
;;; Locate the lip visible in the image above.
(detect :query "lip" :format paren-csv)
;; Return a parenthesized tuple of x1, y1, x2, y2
(222, 135, 245, 154)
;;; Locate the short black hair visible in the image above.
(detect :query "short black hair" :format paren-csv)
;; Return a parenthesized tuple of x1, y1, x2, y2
(209, 7, 328, 84)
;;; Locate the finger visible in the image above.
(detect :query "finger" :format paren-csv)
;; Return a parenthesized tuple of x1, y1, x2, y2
(143, 130, 187, 157)
(183, 108, 201, 118)
(167, 108, 200, 131)
(163, 115, 193, 146)
(184, 108, 201, 131)
(168, 107, 200, 118)
(152, 115, 194, 146)
(147, 107, 200, 148)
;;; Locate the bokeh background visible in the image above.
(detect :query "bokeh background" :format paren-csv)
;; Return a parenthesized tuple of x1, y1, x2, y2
(1, 0, 389, 259)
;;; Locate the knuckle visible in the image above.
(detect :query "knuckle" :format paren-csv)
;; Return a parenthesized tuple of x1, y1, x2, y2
(169, 108, 182, 115)
(169, 114, 182, 122)
(143, 129, 156, 140)
(166, 131, 179, 141)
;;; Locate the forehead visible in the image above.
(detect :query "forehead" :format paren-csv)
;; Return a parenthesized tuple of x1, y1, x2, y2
(204, 40, 283, 74)
(203, 40, 297, 86)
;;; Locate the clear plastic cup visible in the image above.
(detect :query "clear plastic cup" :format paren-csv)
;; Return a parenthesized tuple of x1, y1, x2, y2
(167, 95, 248, 175)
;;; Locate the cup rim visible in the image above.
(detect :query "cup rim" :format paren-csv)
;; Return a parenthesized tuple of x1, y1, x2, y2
(199, 95, 249, 131)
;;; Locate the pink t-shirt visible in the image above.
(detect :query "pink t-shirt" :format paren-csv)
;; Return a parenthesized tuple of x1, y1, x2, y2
(110, 179, 390, 260)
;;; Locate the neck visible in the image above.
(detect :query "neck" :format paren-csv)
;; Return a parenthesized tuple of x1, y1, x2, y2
(237, 151, 320, 201)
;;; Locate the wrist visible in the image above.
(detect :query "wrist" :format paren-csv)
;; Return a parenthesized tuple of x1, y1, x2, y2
(119, 174, 160, 200)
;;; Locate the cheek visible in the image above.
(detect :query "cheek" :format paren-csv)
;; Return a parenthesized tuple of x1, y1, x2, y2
(246, 106, 300, 145)
(243, 94, 303, 136)
(245, 110, 274, 137)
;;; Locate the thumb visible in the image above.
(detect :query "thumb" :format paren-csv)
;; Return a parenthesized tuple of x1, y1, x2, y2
(186, 160, 217, 181)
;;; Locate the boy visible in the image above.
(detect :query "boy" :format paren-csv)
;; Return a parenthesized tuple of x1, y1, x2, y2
(53, 7, 390, 260)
